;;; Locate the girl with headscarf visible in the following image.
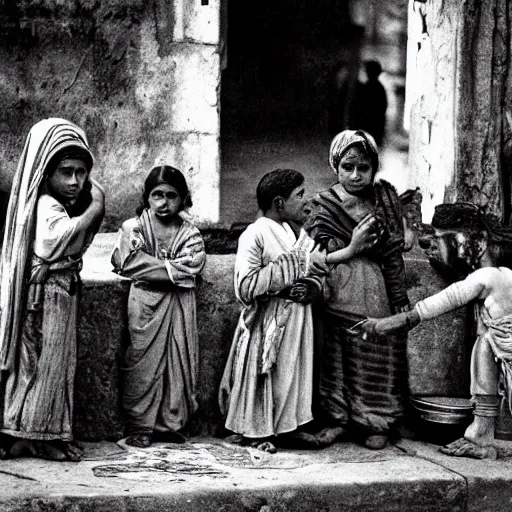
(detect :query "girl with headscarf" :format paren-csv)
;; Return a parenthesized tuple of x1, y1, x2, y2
(0, 118, 105, 461)
(111, 166, 206, 448)
(306, 129, 410, 450)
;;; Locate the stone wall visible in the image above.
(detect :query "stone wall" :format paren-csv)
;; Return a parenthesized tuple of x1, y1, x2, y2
(0, 1, 221, 229)
(75, 234, 468, 441)
(406, 0, 512, 223)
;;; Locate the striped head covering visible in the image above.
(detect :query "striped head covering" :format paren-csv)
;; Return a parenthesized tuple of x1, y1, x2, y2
(0, 118, 93, 369)
(329, 129, 379, 175)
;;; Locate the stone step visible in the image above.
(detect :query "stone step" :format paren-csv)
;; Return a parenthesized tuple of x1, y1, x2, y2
(2, 439, 512, 511)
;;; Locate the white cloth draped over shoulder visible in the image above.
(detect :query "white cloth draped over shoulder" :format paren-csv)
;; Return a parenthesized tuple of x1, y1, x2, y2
(0, 119, 93, 370)
(219, 217, 316, 438)
(111, 210, 206, 435)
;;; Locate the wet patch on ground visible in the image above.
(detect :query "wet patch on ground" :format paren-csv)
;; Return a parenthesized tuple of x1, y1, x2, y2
(91, 438, 406, 481)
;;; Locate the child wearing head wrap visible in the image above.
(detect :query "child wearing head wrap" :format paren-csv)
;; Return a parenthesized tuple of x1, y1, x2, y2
(111, 165, 206, 448)
(0, 118, 105, 461)
(306, 129, 410, 450)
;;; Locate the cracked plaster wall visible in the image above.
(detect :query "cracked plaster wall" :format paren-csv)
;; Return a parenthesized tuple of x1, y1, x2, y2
(407, 0, 512, 222)
(0, 0, 221, 227)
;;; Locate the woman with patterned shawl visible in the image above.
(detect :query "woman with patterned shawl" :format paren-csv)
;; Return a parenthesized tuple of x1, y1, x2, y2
(111, 165, 206, 448)
(0, 118, 105, 461)
(306, 129, 410, 450)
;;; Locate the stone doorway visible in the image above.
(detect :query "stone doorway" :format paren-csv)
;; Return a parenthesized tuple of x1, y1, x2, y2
(219, 0, 409, 226)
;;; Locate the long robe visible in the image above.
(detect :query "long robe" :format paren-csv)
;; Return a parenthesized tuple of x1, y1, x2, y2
(111, 210, 205, 435)
(218, 217, 316, 438)
(1, 194, 93, 440)
(307, 180, 409, 435)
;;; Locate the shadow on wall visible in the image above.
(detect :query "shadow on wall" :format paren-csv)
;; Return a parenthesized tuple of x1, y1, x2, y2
(0, 190, 8, 239)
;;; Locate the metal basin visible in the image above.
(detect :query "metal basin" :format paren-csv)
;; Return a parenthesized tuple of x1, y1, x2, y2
(409, 396, 473, 425)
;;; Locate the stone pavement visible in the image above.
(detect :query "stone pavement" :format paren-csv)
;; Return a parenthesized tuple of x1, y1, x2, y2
(1, 437, 512, 511)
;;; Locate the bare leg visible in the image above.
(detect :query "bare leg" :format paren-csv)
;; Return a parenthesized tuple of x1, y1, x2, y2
(441, 338, 499, 459)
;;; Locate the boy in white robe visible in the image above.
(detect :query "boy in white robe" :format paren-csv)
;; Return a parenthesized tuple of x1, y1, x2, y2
(219, 169, 328, 452)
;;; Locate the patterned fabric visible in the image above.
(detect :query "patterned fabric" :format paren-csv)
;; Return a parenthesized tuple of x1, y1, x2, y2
(0, 119, 92, 370)
(306, 180, 409, 434)
(111, 210, 205, 435)
(0, 119, 95, 441)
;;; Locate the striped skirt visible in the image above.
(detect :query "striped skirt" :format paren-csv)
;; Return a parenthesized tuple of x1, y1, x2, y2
(319, 314, 408, 434)
(1, 270, 79, 440)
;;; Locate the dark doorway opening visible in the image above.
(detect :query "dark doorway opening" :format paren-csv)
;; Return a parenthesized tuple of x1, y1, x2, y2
(220, 0, 408, 225)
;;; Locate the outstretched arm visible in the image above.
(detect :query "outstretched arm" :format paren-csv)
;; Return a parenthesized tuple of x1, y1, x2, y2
(361, 269, 490, 336)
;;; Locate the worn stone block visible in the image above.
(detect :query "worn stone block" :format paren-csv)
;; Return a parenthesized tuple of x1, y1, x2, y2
(135, 24, 219, 134)
(0, 1, 221, 227)
(182, 0, 220, 44)
(405, 258, 469, 397)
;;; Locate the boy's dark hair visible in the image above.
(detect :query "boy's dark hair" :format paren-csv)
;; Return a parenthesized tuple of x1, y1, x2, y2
(137, 165, 192, 216)
(256, 169, 304, 213)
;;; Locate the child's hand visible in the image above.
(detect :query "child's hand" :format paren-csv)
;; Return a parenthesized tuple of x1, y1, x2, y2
(289, 283, 308, 302)
(90, 178, 105, 204)
(348, 214, 379, 257)
(309, 245, 329, 275)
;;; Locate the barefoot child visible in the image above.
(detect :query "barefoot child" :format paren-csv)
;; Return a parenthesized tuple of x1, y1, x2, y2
(0, 119, 105, 461)
(306, 130, 410, 450)
(218, 169, 329, 452)
(360, 202, 512, 459)
(112, 166, 206, 447)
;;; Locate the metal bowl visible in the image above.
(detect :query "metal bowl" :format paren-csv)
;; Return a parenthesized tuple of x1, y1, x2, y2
(409, 396, 473, 425)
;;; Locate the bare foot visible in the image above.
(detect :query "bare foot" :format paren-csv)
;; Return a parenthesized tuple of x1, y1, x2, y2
(125, 435, 152, 448)
(464, 416, 495, 446)
(57, 441, 84, 462)
(242, 438, 277, 453)
(363, 435, 389, 450)
(440, 437, 497, 460)
(224, 434, 243, 445)
(31, 441, 67, 461)
(9, 440, 37, 458)
(252, 441, 277, 453)
(316, 426, 346, 446)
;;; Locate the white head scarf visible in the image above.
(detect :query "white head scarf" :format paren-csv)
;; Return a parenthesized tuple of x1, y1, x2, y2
(329, 129, 379, 175)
